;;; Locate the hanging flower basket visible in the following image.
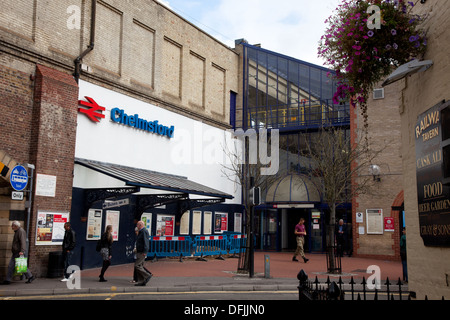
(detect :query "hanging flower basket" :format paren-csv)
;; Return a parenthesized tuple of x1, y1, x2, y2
(319, 0, 428, 126)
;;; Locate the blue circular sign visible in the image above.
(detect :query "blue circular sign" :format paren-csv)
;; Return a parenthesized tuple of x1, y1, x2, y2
(10, 165, 29, 191)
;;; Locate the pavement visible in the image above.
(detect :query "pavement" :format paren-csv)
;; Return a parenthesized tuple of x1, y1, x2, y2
(0, 252, 404, 299)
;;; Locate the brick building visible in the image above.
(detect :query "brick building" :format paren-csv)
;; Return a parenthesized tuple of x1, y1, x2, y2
(1, 0, 241, 278)
(351, 80, 405, 260)
(393, 1, 450, 300)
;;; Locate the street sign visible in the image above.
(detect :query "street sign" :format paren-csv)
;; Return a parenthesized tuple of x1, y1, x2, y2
(10, 165, 28, 191)
(11, 191, 24, 201)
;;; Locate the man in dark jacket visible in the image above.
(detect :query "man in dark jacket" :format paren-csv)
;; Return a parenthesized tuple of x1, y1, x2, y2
(134, 221, 152, 286)
(1, 221, 34, 284)
(61, 222, 76, 282)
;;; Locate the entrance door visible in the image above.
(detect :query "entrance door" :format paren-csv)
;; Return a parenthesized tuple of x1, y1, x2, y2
(262, 210, 279, 251)
(286, 209, 309, 252)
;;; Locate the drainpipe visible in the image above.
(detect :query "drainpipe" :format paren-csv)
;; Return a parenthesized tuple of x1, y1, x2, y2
(74, 0, 96, 84)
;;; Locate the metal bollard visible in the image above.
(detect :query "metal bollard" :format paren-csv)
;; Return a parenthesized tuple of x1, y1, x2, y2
(264, 254, 270, 279)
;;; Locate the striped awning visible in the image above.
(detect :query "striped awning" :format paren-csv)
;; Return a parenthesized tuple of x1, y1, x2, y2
(75, 158, 233, 199)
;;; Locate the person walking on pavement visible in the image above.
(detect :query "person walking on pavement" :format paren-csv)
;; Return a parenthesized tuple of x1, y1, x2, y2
(1, 221, 35, 285)
(61, 222, 76, 282)
(400, 228, 408, 283)
(134, 221, 153, 286)
(293, 218, 309, 263)
(336, 219, 346, 257)
(99, 225, 113, 282)
(130, 227, 152, 283)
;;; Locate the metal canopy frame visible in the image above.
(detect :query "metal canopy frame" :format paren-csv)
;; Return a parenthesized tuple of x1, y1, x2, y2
(75, 158, 233, 200)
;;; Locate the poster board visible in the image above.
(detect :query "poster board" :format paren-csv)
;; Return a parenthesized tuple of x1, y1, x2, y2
(106, 210, 120, 241)
(156, 214, 175, 236)
(35, 211, 69, 245)
(214, 212, 228, 234)
(204, 211, 212, 235)
(366, 209, 383, 235)
(192, 211, 202, 235)
(86, 209, 102, 240)
(141, 212, 152, 234)
(180, 211, 189, 235)
(234, 213, 242, 233)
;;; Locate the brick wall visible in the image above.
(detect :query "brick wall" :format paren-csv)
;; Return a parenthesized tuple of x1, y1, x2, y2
(351, 79, 404, 260)
(0, 62, 35, 279)
(0, 0, 239, 129)
(399, 1, 450, 300)
(26, 65, 79, 277)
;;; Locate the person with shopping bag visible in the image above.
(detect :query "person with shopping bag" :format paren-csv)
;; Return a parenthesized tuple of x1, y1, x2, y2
(1, 221, 35, 285)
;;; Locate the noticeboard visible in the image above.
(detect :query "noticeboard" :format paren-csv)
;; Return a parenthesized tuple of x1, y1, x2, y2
(415, 100, 450, 247)
(36, 211, 69, 245)
(366, 209, 383, 235)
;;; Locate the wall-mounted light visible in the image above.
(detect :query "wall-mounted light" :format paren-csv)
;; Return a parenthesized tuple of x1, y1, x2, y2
(369, 164, 381, 182)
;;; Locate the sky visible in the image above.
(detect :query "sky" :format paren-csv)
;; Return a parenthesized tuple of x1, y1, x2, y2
(156, 0, 342, 67)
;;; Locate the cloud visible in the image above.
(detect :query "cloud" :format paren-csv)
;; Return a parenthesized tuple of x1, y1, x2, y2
(199, 0, 341, 67)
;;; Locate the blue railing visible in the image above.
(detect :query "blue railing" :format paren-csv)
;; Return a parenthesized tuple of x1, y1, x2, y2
(147, 233, 246, 260)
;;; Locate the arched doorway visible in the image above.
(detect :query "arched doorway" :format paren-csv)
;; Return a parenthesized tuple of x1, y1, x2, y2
(261, 174, 322, 252)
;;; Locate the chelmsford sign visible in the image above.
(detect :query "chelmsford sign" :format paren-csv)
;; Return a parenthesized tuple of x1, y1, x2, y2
(78, 97, 175, 139)
(111, 108, 175, 139)
(415, 100, 450, 247)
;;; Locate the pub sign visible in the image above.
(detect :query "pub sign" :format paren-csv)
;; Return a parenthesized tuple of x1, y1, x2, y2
(415, 100, 450, 247)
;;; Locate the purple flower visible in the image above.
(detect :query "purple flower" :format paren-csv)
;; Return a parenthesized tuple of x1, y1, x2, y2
(391, 29, 397, 36)
(409, 35, 418, 42)
(393, 43, 398, 50)
(368, 30, 374, 37)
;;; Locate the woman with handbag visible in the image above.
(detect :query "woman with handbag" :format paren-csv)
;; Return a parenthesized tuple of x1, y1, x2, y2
(99, 225, 113, 282)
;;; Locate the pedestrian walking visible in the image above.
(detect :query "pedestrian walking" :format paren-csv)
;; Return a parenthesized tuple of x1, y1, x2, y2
(293, 218, 309, 263)
(400, 228, 408, 282)
(130, 227, 151, 283)
(1, 221, 35, 285)
(134, 221, 153, 286)
(61, 222, 76, 282)
(99, 225, 113, 282)
(336, 219, 346, 257)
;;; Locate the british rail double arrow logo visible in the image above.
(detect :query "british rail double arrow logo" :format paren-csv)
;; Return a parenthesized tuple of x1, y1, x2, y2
(78, 96, 106, 123)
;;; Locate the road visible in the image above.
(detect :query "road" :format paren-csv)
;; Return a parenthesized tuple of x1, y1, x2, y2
(1, 290, 299, 301)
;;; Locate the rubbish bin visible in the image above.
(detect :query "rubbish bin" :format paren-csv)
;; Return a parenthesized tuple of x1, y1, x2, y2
(47, 251, 64, 278)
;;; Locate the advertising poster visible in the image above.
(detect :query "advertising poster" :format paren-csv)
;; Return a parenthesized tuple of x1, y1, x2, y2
(36, 211, 69, 245)
(106, 210, 120, 241)
(384, 217, 395, 232)
(86, 209, 103, 240)
(214, 212, 227, 233)
(141, 212, 152, 234)
(156, 215, 175, 236)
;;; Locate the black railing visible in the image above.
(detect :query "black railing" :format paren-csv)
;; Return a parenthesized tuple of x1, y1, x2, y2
(297, 270, 413, 301)
(326, 246, 342, 274)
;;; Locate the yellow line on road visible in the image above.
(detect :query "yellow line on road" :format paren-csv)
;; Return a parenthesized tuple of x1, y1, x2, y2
(0, 290, 298, 300)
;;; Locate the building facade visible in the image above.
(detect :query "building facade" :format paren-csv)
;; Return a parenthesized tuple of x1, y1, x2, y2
(394, 0, 450, 300)
(233, 42, 352, 253)
(1, 0, 241, 278)
(351, 79, 405, 260)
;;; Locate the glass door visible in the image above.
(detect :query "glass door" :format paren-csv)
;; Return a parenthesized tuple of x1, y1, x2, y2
(263, 210, 279, 251)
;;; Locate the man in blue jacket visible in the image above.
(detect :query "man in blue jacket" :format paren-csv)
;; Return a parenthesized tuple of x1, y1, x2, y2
(134, 221, 152, 286)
